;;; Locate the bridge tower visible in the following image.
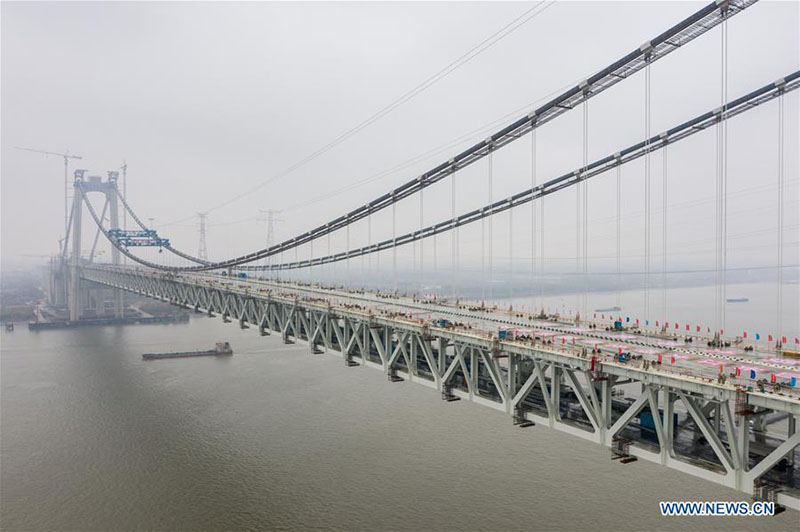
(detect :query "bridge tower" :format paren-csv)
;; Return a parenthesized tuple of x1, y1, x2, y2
(68, 170, 122, 321)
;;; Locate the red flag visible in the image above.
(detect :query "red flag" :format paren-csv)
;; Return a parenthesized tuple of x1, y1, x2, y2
(795, 337, 799, 345)
(670, 356, 676, 364)
(743, 331, 747, 338)
(769, 334, 773, 342)
(674, 322, 679, 329)
(656, 320, 659, 327)
(735, 367, 741, 376)
(657, 354, 662, 364)
(782, 336, 787, 344)
(636, 318, 639, 325)
(618, 347, 622, 355)
(685, 324, 690, 331)
(718, 365, 724, 374)
(771, 373, 776, 383)
(696, 325, 701, 332)
(666, 322, 670, 328)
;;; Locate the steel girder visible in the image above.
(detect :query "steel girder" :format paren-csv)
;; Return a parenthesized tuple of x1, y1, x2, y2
(81, 264, 800, 510)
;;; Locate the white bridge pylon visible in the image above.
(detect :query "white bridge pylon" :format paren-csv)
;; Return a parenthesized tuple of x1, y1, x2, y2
(67, 171, 123, 321)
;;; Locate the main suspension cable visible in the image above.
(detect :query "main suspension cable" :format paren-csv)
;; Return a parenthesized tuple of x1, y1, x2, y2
(145, 1, 758, 273)
(247, 73, 798, 273)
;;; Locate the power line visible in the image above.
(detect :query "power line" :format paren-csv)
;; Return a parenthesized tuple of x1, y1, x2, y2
(162, 1, 557, 225)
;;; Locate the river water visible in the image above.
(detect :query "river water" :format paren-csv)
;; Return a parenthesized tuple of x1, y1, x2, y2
(1, 311, 798, 530)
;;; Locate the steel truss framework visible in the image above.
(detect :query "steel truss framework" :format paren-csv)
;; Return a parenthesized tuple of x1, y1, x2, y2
(82, 264, 800, 510)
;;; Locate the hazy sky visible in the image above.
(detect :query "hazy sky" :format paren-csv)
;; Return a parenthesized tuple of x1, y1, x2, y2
(2, 0, 798, 275)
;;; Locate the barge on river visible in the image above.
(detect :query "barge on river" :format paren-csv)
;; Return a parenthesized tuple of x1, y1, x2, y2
(142, 342, 232, 360)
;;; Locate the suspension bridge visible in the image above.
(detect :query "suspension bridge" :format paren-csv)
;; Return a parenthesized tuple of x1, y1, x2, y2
(33, 0, 800, 511)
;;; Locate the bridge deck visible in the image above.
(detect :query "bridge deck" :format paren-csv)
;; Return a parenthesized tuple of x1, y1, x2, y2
(81, 264, 800, 511)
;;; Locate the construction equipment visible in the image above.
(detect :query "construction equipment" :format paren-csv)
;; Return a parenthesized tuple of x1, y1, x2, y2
(14, 146, 82, 240)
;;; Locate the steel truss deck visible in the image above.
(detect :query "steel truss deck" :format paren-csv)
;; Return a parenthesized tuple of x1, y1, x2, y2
(82, 264, 800, 510)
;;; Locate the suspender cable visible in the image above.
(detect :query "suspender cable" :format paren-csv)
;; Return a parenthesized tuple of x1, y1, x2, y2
(367, 210, 372, 286)
(540, 147, 545, 314)
(662, 142, 668, 325)
(644, 51, 652, 327)
(509, 200, 514, 301)
(575, 160, 581, 319)
(616, 158, 622, 310)
(582, 90, 590, 323)
(432, 203, 437, 278)
(777, 87, 785, 346)
(531, 125, 538, 313)
(420, 184, 424, 295)
(714, 100, 722, 337)
(488, 145, 494, 303)
(721, 3, 730, 333)
(481, 206, 486, 302)
(327, 229, 331, 285)
(452, 167, 458, 301)
(393, 197, 397, 292)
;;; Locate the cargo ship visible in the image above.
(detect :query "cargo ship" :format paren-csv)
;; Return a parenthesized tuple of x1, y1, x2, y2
(726, 297, 749, 303)
(142, 342, 232, 360)
(29, 314, 189, 331)
(595, 306, 622, 313)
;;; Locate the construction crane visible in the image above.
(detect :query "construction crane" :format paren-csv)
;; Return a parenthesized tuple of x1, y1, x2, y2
(14, 146, 82, 240)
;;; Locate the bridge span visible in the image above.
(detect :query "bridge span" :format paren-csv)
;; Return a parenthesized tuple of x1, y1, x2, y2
(82, 264, 800, 510)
